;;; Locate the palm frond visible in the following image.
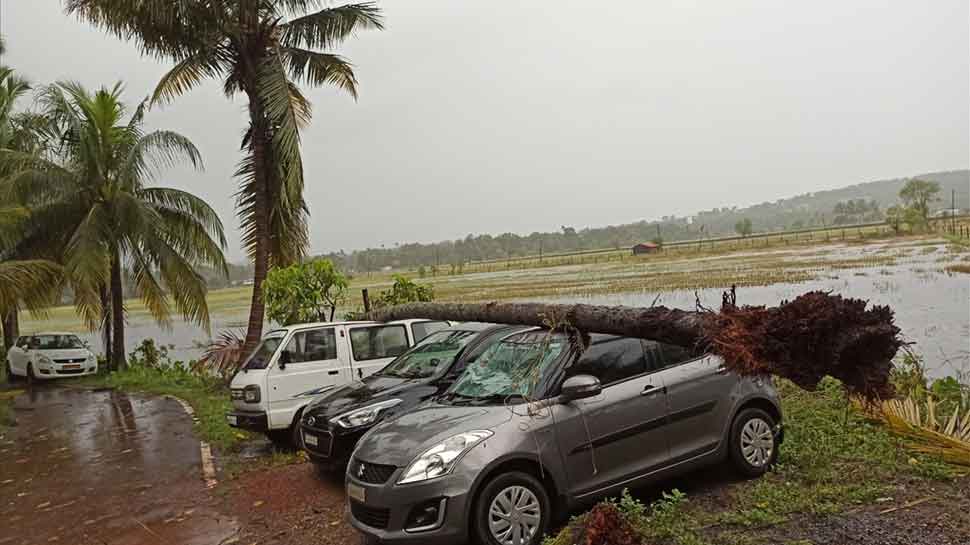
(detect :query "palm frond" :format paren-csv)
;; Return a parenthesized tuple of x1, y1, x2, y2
(864, 395, 970, 467)
(194, 329, 245, 379)
(282, 47, 358, 98)
(141, 187, 227, 248)
(0, 259, 63, 314)
(122, 129, 204, 183)
(151, 47, 226, 105)
(280, 3, 383, 50)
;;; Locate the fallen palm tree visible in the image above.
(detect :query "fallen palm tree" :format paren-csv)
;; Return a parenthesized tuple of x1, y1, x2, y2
(368, 290, 903, 401)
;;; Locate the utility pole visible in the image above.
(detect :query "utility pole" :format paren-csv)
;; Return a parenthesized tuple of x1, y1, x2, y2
(538, 238, 543, 263)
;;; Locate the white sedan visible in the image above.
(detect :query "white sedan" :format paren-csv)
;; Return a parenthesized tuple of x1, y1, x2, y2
(5, 333, 98, 381)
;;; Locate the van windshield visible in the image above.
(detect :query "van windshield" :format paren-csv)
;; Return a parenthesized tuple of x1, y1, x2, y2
(242, 335, 285, 370)
(379, 330, 477, 379)
(446, 331, 567, 403)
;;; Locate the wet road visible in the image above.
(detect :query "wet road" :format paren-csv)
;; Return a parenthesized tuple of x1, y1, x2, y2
(0, 387, 238, 545)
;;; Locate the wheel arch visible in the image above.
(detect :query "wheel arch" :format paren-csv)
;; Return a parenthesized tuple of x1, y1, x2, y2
(465, 454, 565, 528)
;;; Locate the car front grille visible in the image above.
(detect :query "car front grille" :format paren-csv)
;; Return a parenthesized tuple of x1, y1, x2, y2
(54, 358, 86, 364)
(350, 501, 390, 529)
(56, 368, 85, 375)
(350, 458, 397, 484)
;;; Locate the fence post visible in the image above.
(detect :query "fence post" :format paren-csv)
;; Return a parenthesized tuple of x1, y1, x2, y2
(362, 288, 371, 313)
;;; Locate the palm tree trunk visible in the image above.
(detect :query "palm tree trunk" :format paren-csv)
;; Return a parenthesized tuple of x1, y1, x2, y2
(110, 251, 126, 370)
(2, 309, 18, 352)
(242, 108, 270, 356)
(100, 283, 112, 366)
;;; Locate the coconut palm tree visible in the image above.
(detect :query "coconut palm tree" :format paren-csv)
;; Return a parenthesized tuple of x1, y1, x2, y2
(0, 81, 228, 369)
(66, 0, 384, 354)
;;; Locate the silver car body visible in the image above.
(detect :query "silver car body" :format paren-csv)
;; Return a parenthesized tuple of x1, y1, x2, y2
(347, 329, 782, 544)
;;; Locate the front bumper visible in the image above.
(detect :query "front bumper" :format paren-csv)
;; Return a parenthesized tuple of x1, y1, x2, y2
(346, 462, 475, 545)
(301, 422, 367, 468)
(226, 409, 269, 432)
(36, 364, 98, 379)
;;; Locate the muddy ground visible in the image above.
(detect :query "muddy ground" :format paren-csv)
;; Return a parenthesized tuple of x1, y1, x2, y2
(2, 387, 967, 545)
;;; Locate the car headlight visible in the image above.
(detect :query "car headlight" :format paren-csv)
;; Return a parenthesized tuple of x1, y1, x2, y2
(398, 430, 492, 485)
(37, 355, 52, 365)
(243, 385, 261, 403)
(334, 399, 403, 429)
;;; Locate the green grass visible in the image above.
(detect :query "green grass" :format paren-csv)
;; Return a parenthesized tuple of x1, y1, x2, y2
(76, 366, 251, 451)
(544, 379, 958, 545)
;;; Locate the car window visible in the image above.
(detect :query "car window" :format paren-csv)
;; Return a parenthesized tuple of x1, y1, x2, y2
(32, 335, 85, 350)
(15, 336, 28, 349)
(380, 329, 477, 379)
(350, 325, 409, 361)
(284, 328, 337, 363)
(411, 321, 450, 342)
(642, 340, 665, 372)
(566, 336, 647, 386)
(657, 342, 702, 368)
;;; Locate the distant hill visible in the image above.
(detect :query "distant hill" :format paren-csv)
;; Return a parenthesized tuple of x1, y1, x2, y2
(307, 169, 968, 272)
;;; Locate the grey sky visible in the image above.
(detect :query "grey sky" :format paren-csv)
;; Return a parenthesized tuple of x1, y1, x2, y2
(4, 1, 968, 261)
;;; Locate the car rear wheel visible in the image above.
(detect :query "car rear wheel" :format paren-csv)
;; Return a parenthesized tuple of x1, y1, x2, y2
(5, 361, 17, 383)
(729, 407, 779, 477)
(474, 471, 550, 545)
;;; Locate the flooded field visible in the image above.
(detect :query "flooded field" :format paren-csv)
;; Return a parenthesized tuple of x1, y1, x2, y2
(22, 236, 970, 376)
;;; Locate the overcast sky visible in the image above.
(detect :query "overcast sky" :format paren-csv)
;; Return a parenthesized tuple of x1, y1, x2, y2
(3, 1, 968, 260)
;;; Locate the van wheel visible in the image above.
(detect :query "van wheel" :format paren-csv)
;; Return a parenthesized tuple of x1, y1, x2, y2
(474, 471, 550, 545)
(729, 408, 779, 477)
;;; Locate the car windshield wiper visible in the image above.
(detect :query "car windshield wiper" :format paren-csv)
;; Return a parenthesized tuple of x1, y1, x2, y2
(469, 393, 526, 405)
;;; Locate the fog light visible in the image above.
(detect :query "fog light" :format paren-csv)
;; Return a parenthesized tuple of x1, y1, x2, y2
(39, 368, 51, 375)
(405, 498, 446, 533)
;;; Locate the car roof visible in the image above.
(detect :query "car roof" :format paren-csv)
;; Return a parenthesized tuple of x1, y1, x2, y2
(22, 332, 80, 337)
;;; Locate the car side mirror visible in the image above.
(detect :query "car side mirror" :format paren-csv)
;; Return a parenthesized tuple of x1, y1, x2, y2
(278, 350, 291, 370)
(560, 375, 601, 403)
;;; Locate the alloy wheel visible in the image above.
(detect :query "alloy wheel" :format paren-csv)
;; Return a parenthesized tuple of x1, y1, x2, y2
(488, 485, 541, 545)
(740, 417, 774, 467)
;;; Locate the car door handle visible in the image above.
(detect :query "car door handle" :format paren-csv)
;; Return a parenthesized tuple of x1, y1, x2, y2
(641, 384, 666, 396)
(328, 370, 340, 376)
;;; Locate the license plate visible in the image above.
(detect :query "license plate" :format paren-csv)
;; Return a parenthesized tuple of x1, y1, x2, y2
(63, 364, 81, 370)
(347, 482, 366, 503)
(226, 415, 238, 426)
(304, 433, 318, 447)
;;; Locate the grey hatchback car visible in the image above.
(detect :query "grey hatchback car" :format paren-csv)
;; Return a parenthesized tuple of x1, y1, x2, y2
(346, 328, 783, 545)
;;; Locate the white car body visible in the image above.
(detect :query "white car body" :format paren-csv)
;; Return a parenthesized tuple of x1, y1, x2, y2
(5, 332, 98, 380)
(226, 319, 449, 438)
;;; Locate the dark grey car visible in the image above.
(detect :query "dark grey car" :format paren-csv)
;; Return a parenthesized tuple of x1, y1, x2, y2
(346, 328, 783, 545)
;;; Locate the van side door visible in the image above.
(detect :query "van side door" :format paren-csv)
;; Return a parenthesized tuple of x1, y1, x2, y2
(552, 337, 669, 500)
(347, 323, 411, 379)
(266, 326, 346, 428)
(652, 345, 738, 462)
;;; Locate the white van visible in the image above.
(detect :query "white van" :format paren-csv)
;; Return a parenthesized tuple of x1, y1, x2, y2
(226, 319, 449, 445)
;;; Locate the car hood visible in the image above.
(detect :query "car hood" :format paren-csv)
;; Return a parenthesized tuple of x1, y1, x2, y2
(37, 349, 91, 360)
(304, 375, 429, 420)
(352, 402, 515, 467)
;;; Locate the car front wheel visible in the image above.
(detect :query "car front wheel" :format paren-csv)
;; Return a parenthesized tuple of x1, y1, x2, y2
(474, 471, 550, 545)
(729, 407, 779, 477)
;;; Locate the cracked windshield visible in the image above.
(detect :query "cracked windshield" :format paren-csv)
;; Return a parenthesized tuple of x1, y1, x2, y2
(450, 332, 567, 400)
(381, 330, 477, 379)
